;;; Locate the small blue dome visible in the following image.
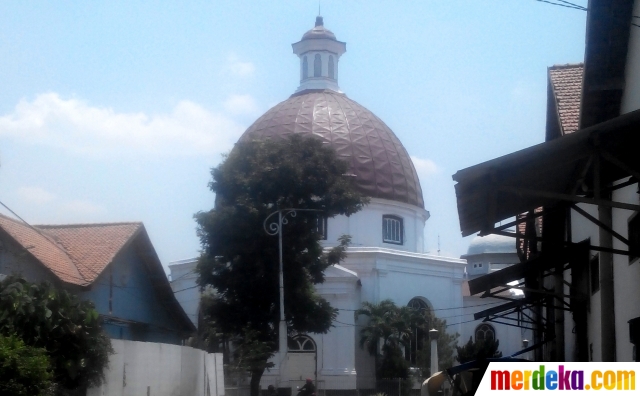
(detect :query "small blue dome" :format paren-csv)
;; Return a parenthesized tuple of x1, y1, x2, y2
(466, 234, 516, 256)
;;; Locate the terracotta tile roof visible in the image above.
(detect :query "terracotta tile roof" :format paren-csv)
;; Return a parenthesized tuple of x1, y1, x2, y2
(0, 213, 141, 286)
(37, 222, 141, 283)
(548, 64, 583, 135)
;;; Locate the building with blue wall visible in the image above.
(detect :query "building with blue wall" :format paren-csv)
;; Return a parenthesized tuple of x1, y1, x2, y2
(0, 213, 194, 344)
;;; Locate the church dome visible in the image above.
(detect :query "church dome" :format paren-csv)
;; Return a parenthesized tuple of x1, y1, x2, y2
(239, 90, 424, 208)
(465, 234, 516, 256)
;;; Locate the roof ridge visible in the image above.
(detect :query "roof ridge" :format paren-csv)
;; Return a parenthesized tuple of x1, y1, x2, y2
(548, 63, 584, 69)
(35, 221, 143, 229)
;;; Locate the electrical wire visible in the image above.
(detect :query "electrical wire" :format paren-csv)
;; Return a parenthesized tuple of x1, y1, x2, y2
(534, 0, 587, 11)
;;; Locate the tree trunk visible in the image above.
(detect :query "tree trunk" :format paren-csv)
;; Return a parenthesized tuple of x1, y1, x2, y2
(250, 367, 266, 396)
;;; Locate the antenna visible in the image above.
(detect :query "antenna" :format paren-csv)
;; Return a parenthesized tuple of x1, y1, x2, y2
(438, 235, 441, 256)
(318, 0, 321, 16)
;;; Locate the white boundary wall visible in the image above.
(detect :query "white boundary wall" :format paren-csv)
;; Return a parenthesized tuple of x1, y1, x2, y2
(88, 340, 224, 396)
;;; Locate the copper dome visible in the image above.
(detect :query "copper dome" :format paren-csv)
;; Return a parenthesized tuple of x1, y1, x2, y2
(301, 16, 337, 40)
(239, 90, 424, 208)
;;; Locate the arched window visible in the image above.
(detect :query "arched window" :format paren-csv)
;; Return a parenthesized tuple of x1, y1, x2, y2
(314, 54, 322, 77)
(383, 215, 403, 245)
(406, 297, 432, 365)
(302, 56, 308, 80)
(408, 297, 430, 313)
(288, 335, 316, 352)
(475, 324, 496, 342)
(328, 55, 335, 79)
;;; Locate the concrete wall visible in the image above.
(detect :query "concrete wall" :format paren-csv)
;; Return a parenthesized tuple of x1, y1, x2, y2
(621, 0, 640, 114)
(322, 198, 429, 254)
(87, 339, 224, 396)
(570, 183, 640, 362)
(460, 295, 532, 359)
(611, 183, 640, 361)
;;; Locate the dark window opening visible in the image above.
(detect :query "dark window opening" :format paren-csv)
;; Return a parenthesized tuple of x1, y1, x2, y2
(383, 215, 403, 245)
(314, 54, 322, 77)
(302, 56, 308, 80)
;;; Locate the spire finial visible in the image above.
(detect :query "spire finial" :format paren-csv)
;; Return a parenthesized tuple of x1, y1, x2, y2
(318, 0, 321, 16)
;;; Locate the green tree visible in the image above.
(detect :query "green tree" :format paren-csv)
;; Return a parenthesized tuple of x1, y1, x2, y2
(0, 334, 53, 396)
(356, 300, 459, 379)
(0, 276, 113, 394)
(455, 336, 502, 364)
(195, 135, 368, 396)
(355, 300, 412, 378)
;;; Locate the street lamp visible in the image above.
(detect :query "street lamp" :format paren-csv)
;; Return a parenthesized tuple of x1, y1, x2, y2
(263, 208, 322, 385)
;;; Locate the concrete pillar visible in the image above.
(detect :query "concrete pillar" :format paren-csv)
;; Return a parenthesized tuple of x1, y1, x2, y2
(429, 328, 438, 376)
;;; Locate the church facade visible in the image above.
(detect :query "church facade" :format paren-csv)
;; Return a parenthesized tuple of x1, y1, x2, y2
(171, 16, 527, 391)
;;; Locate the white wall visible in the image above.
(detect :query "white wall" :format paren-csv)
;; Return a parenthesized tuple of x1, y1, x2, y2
(87, 340, 224, 396)
(621, 0, 640, 114)
(323, 198, 429, 254)
(612, 182, 640, 361)
(460, 295, 532, 359)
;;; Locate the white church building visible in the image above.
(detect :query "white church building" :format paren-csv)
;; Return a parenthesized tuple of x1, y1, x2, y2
(170, 16, 529, 391)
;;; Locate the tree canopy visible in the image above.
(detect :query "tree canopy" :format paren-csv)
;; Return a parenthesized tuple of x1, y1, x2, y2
(455, 336, 502, 364)
(195, 135, 368, 395)
(355, 299, 459, 379)
(0, 334, 53, 396)
(0, 276, 112, 394)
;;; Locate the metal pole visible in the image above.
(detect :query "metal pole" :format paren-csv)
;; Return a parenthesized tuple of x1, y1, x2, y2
(278, 211, 287, 361)
(263, 208, 322, 387)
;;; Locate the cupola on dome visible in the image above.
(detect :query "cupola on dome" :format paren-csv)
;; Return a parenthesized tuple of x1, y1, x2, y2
(237, 17, 424, 208)
(301, 16, 337, 40)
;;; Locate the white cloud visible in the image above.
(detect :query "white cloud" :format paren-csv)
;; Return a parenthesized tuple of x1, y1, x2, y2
(224, 54, 255, 78)
(0, 93, 245, 157)
(224, 94, 259, 116)
(411, 156, 439, 179)
(16, 186, 56, 205)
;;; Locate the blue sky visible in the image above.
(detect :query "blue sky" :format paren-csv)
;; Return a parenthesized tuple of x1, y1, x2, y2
(0, 1, 587, 271)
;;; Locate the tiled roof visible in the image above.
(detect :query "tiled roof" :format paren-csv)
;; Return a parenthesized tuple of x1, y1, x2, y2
(37, 222, 141, 283)
(548, 64, 583, 135)
(0, 213, 141, 286)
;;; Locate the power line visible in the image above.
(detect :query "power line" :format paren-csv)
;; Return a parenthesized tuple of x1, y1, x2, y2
(343, 300, 507, 313)
(534, 0, 587, 11)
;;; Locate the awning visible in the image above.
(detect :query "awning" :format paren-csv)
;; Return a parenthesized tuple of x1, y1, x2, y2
(452, 109, 640, 237)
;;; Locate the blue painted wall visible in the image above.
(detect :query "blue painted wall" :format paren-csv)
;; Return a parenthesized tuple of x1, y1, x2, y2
(78, 243, 186, 345)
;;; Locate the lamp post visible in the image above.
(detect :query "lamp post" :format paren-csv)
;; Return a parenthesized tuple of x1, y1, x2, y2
(263, 208, 322, 385)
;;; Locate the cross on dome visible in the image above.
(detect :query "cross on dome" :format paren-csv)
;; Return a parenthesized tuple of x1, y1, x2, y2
(292, 16, 346, 93)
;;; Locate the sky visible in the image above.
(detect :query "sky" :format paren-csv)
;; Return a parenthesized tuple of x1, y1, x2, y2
(0, 1, 588, 273)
